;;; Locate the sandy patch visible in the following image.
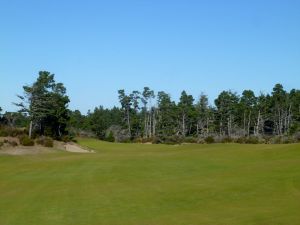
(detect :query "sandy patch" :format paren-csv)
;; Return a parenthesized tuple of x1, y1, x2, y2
(0, 138, 94, 155)
(64, 143, 95, 153)
(0, 146, 55, 155)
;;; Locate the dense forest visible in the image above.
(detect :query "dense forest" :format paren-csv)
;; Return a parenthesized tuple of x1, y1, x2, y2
(1, 72, 300, 144)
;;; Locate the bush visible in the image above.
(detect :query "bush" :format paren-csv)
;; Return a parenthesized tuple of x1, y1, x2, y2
(197, 137, 206, 144)
(245, 136, 259, 144)
(183, 136, 198, 143)
(235, 137, 246, 144)
(106, 125, 130, 143)
(293, 132, 300, 142)
(0, 126, 25, 137)
(221, 136, 233, 143)
(0, 129, 8, 137)
(164, 136, 183, 145)
(205, 136, 215, 144)
(0, 141, 3, 148)
(61, 135, 76, 143)
(152, 137, 163, 144)
(19, 135, 34, 146)
(105, 131, 115, 142)
(36, 136, 54, 147)
(36, 137, 43, 145)
(142, 137, 154, 143)
(1, 138, 18, 147)
(282, 136, 294, 144)
(270, 136, 282, 144)
(9, 141, 18, 147)
(44, 137, 54, 147)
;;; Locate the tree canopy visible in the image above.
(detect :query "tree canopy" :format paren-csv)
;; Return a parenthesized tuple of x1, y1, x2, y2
(15, 71, 70, 138)
(6, 73, 300, 144)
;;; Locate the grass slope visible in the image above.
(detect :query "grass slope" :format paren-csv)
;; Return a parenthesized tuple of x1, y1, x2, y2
(0, 139, 300, 225)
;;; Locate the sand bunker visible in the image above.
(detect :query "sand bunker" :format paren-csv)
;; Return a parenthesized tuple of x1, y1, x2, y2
(0, 138, 94, 155)
(64, 143, 95, 153)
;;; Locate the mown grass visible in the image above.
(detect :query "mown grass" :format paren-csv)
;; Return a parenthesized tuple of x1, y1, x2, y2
(0, 139, 300, 225)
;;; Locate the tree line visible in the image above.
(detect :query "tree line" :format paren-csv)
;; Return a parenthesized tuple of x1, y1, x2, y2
(1, 71, 300, 144)
(70, 83, 300, 144)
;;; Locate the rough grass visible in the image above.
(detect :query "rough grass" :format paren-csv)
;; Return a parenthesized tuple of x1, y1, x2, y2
(0, 139, 300, 225)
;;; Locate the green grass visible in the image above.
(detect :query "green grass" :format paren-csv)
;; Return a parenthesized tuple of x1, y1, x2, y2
(1, 139, 300, 225)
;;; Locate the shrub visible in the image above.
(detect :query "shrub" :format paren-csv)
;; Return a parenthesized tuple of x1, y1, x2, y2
(263, 136, 272, 144)
(152, 137, 163, 144)
(245, 136, 259, 144)
(205, 136, 215, 144)
(183, 137, 198, 143)
(61, 135, 76, 143)
(36, 137, 43, 145)
(221, 136, 233, 143)
(9, 141, 18, 147)
(270, 136, 282, 144)
(133, 138, 142, 143)
(293, 132, 300, 142)
(235, 137, 246, 144)
(106, 125, 130, 143)
(0, 129, 8, 137)
(36, 136, 54, 147)
(282, 136, 294, 144)
(44, 137, 54, 147)
(197, 138, 205, 144)
(0, 141, 3, 148)
(105, 131, 115, 142)
(141, 137, 154, 143)
(0, 126, 25, 137)
(164, 136, 183, 145)
(19, 135, 34, 146)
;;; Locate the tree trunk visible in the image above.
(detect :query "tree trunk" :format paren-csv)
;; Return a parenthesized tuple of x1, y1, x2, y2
(255, 110, 261, 136)
(29, 121, 33, 138)
(152, 110, 156, 137)
(247, 111, 251, 137)
(127, 108, 131, 136)
(182, 114, 186, 137)
(243, 111, 246, 136)
(206, 117, 209, 135)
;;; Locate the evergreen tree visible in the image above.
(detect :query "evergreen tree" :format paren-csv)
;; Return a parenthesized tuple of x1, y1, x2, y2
(215, 91, 239, 136)
(178, 91, 195, 136)
(15, 71, 70, 138)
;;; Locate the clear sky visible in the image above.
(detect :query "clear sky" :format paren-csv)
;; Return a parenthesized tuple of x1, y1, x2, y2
(1, 0, 300, 113)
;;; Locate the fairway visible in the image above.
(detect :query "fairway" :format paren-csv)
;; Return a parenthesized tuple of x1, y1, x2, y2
(1, 140, 300, 225)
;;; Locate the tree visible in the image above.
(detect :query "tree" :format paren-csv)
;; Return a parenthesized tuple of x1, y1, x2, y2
(1, 112, 29, 127)
(289, 89, 300, 133)
(129, 90, 142, 137)
(15, 71, 70, 138)
(141, 87, 155, 138)
(118, 89, 132, 136)
(196, 94, 211, 136)
(271, 84, 290, 135)
(89, 106, 112, 138)
(58, 84, 300, 143)
(215, 91, 239, 136)
(156, 91, 177, 137)
(240, 90, 257, 136)
(0, 107, 3, 125)
(178, 91, 195, 136)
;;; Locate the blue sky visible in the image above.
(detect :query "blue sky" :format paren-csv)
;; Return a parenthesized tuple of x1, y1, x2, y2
(1, 0, 299, 113)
